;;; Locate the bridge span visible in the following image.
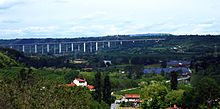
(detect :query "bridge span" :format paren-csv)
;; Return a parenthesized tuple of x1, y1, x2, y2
(0, 38, 165, 54)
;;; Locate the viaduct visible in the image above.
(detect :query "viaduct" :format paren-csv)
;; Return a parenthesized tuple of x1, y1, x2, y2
(0, 38, 165, 54)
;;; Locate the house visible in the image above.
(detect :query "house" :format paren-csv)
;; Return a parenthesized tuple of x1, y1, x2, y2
(66, 78, 94, 91)
(72, 59, 87, 64)
(73, 78, 87, 86)
(123, 94, 142, 107)
(124, 94, 141, 103)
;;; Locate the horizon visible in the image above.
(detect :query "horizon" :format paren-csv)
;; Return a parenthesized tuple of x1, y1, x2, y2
(1, 0, 220, 39)
(0, 33, 220, 40)
(1, 33, 220, 40)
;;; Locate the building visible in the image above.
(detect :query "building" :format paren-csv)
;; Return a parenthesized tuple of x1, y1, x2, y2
(73, 78, 87, 86)
(143, 67, 191, 76)
(124, 94, 141, 102)
(72, 59, 87, 64)
(66, 78, 94, 91)
(123, 94, 142, 107)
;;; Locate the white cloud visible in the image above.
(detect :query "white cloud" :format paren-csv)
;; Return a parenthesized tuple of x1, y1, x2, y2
(0, 29, 23, 34)
(0, 19, 22, 24)
(53, 0, 71, 3)
(0, 26, 60, 39)
(0, 0, 220, 39)
(0, 0, 23, 9)
(23, 26, 59, 33)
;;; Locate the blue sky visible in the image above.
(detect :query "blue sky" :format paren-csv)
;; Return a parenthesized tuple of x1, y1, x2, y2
(0, 0, 220, 39)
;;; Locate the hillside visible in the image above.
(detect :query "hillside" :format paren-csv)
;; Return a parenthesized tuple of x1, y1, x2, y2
(0, 52, 18, 68)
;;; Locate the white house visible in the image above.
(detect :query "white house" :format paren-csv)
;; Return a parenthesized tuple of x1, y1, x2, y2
(73, 78, 87, 86)
(66, 78, 94, 91)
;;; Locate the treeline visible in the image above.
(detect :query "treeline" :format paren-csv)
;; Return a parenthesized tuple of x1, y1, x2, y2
(0, 35, 131, 45)
(191, 55, 220, 84)
(0, 34, 219, 44)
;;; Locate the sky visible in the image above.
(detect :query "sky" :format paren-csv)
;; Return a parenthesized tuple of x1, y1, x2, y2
(0, 0, 220, 39)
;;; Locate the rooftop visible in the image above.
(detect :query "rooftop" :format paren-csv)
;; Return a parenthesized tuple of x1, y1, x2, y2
(143, 67, 190, 74)
(86, 85, 95, 90)
(75, 78, 86, 82)
(125, 94, 140, 99)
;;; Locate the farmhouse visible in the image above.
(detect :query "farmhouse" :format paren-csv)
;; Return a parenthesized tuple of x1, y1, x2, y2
(66, 78, 94, 91)
(124, 94, 141, 103)
(73, 78, 87, 86)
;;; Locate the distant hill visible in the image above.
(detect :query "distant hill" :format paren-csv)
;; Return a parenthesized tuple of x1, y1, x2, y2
(0, 34, 219, 45)
(129, 33, 172, 37)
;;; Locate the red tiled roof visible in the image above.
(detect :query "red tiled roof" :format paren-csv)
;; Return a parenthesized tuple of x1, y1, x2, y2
(86, 85, 94, 89)
(66, 83, 76, 87)
(75, 78, 86, 82)
(125, 94, 140, 99)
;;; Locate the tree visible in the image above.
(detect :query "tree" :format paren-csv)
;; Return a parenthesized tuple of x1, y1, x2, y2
(160, 69, 165, 77)
(125, 65, 132, 79)
(125, 65, 143, 79)
(160, 61, 167, 68)
(103, 74, 112, 105)
(194, 77, 220, 108)
(183, 76, 220, 109)
(141, 81, 168, 109)
(94, 71, 102, 103)
(182, 89, 197, 109)
(165, 89, 184, 107)
(170, 71, 178, 90)
(17, 68, 35, 87)
(64, 70, 79, 83)
(194, 63, 199, 73)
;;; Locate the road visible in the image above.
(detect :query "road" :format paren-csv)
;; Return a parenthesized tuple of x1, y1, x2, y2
(111, 103, 120, 109)
(120, 87, 139, 92)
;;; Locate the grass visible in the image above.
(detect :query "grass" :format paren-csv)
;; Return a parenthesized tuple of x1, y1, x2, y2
(112, 87, 142, 102)
(114, 87, 141, 96)
(79, 71, 96, 78)
(112, 94, 123, 100)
